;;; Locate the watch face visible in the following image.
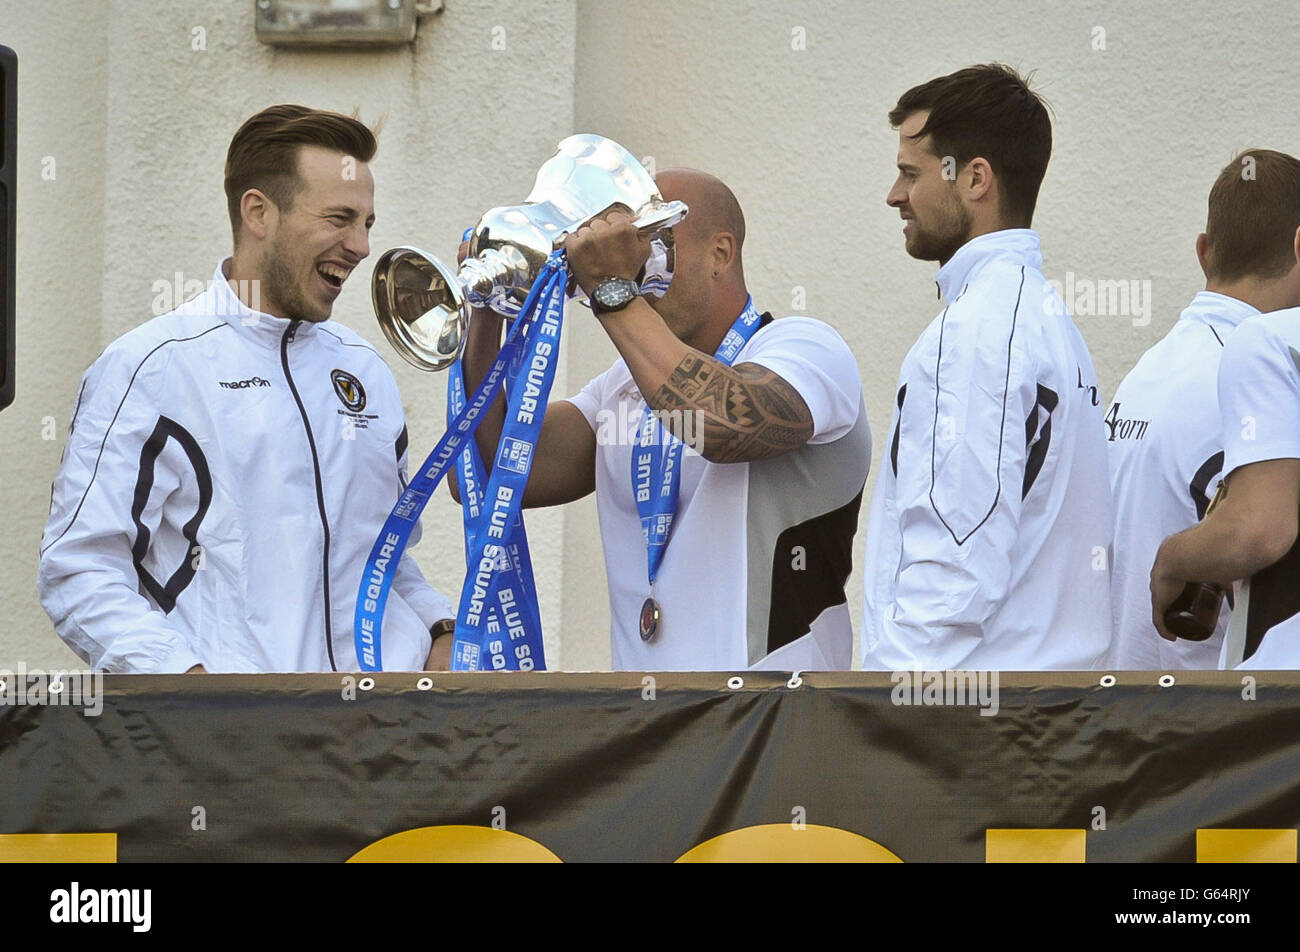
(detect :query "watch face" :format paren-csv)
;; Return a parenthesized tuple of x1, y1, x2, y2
(595, 279, 637, 311)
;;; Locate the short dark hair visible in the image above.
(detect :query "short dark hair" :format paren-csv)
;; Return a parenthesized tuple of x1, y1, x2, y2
(889, 64, 1052, 226)
(224, 104, 377, 244)
(1205, 149, 1300, 283)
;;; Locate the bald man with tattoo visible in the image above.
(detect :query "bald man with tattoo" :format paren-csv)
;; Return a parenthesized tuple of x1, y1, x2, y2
(456, 168, 871, 670)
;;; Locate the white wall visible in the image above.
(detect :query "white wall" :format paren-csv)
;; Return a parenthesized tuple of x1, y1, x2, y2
(2, 0, 1299, 670)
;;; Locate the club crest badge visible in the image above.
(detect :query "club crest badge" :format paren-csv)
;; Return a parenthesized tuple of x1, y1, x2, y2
(331, 369, 366, 412)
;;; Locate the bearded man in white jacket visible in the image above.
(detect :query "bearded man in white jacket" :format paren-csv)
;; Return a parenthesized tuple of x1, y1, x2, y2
(39, 105, 455, 673)
(862, 64, 1112, 671)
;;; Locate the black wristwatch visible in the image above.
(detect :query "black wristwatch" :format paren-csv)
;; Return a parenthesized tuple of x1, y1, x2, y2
(590, 276, 641, 315)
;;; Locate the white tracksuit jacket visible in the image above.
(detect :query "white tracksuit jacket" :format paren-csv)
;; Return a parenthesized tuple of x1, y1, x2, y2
(862, 229, 1113, 670)
(38, 259, 454, 673)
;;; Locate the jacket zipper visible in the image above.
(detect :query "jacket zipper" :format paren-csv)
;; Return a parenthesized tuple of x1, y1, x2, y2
(281, 321, 337, 671)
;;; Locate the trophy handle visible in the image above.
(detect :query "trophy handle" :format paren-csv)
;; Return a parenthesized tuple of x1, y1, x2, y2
(632, 199, 689, 236)
(550, 199, 689, 249)
(371, 246, 468, 372)
(563, 199, 689, 308)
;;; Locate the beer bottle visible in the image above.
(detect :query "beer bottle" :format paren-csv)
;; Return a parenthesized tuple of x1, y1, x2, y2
(1164, 582, 1226, 640)
(1163, 480, 1227, 640)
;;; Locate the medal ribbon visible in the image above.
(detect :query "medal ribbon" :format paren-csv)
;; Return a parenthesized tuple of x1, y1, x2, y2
(449, 257, 567, 670)
(353, 255, 563, 671)
(632, 297, 763, 588)
(448, 349, 544, 670)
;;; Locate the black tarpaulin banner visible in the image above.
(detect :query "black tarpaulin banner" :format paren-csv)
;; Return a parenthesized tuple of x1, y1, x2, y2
(0, 671, 1297, 862)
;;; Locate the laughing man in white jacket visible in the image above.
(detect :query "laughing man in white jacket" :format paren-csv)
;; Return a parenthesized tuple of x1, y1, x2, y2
(862, 65, 1112, 671)
(38, 105, 454, 673)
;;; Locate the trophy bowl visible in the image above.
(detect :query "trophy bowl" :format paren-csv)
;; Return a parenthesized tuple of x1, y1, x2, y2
(373, 134, 688, 372)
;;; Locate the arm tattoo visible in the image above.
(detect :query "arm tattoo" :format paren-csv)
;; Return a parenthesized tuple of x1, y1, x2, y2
(648, 355, 815, 463)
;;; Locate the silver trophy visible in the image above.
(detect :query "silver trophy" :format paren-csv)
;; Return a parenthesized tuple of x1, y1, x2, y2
(372, 134, 688, 372)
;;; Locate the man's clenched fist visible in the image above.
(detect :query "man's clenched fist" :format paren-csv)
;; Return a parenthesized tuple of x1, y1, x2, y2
(563, 209, 653, 296)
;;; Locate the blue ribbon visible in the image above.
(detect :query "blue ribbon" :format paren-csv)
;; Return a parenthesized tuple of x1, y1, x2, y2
(450, 260, 567, 670)
(353, 255, 564, 671)
(633, 297, 763, 588)
(448, 355, 544, 670)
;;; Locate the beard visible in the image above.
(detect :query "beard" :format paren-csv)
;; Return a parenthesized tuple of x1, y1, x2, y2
(260, 240, 326, 323)
(905, 193, 974, 265)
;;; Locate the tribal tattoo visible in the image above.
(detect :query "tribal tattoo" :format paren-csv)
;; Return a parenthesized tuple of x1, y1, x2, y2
(649, 354, 814, 463)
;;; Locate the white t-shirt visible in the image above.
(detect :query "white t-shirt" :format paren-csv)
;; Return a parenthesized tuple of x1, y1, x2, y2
(567, 314, 871, 671)
(862, 229, 1113, 670)
(1216, 308, 1300, 669)
(1107, 291, 1258, 669)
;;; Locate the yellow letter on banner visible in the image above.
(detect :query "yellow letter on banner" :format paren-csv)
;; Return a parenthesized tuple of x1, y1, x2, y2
(676, 824, 902, 863)
(985, 829, 1086, 863)
(347, 826, 561, 863)
(0, 833, 117, 862)
(1197, 829, 1296, 863)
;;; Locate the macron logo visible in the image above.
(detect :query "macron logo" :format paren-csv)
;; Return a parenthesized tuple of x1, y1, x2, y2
(50, 882, 151, 933)
(219, 376, 271, 390)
